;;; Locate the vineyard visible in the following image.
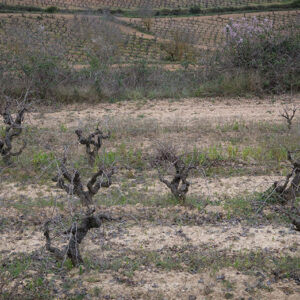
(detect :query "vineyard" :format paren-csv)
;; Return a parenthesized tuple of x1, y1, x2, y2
(0, 0, 287, 10)
(1, 1, 300, 299)
(119, 10, 300, 48)
(0, 13, 165, 66)
(0, 9, 299, 67)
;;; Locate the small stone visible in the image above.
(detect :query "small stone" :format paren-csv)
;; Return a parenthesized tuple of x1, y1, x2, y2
(216, 274, 225, 281)
(255, 271, 265, 279)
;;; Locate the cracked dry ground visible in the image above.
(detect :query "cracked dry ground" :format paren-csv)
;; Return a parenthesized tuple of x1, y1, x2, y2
(1, 95, 300, 299)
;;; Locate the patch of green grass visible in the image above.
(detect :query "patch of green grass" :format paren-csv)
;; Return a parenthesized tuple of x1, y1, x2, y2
(97, 144, 145, 169)
(25, 276, 50, 298)
(273, 256, 300, 280)
(224, 196, 254, 219)
(8, 196, 64, 214)
(91, 247, 300, 281)
(0, 255, 32, 279)
(59, 123, 68, 133)
(217, 120, 246, 133)
(32, 151, 55, 169)
(186, 142, 289, 170)
(96, 187, 206, 210)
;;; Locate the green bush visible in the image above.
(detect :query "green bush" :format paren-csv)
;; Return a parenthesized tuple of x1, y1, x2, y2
(22, 55, 69, 98)
(189, 5, 202, 14)
(45, 6, 58, 13)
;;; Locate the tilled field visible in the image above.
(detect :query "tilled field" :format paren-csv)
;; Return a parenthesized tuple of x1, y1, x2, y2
(118, 10, 300, 48)
(1, 95, 300, 299)
(1, 9, 298, 68)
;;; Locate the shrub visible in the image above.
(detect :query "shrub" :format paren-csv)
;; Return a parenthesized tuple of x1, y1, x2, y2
(220, 17, 300, 93)
(138, 3, 154, 32)
(44, 131, 115, 266)
(189, 5, 202, 14)
(22, 55, 67, 99)
(161, 30, 196, 62)
(45, 6, 58, 13)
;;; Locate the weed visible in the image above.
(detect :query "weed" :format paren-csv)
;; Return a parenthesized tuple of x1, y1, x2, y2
(32, 151, 55, 168)
(1, 255, 32, 279)
(224, 196, 253, 219)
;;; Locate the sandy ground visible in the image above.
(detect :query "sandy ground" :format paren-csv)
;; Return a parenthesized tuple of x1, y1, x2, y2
(1, 221, 298, 256)
(1, 214, 299, 299)
(79, 268, 300, 300)
(149, 175, 283, 198)
(0, 175, 282, 202)
(1, 95, 300, 299)
(27, 95, 300, 129)
(87, 223, 299, 253)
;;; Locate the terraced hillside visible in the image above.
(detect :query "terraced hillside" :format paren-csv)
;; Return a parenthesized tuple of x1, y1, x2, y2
(0, 9, 298, 67)
(0, 13, 165, 66)
(119, 10, 300, 48)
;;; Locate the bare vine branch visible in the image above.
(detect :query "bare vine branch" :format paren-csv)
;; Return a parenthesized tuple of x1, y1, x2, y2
(0, 96, 28, 165)
(280, 105, 297, 130)
(273, 149, 300, 231)
(45, 129, 115, 266)
(44, 213, 113, 266)
(152, 143, 195, 204)
(53, 154, 114, 207)
(75, 126, 110, 166)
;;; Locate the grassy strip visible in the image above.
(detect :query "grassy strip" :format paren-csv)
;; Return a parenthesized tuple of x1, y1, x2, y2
(0, 4, 43, 13)
(1, 250, 299, 298)
(0, 4, 122, 15)
(1, 1, 299, 17)
(120, 1, 300, 17)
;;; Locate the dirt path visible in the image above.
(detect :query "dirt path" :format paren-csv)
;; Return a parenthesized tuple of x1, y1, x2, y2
(113, 18, 213, 50)
(28, 95, 300, 129)
(1, 221, 297, 257)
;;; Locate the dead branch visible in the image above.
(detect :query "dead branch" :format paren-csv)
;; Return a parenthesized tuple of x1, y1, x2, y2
(280, 105, 297, 130)
(0, 98, 28, 165)
(75, 126, 110, 166)
(152, 143, 195, 204)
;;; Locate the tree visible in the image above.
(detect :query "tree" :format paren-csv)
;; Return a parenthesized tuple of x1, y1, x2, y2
(138, 2, 154, 32)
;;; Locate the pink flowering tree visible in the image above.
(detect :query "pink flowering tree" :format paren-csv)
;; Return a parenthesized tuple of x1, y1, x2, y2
(224, 17, 274, 68)
(222, 17, 300, 92)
